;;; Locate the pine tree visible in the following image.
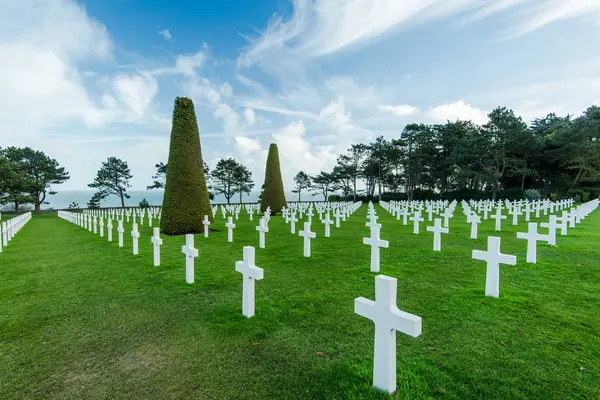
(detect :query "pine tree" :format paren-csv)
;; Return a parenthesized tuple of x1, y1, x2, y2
(160, 97, 213, 235)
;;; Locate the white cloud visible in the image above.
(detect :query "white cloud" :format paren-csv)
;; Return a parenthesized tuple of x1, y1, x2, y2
(158, 29, 172, 40)
(378, 104, 419, 116)
(213, 103, 240, 132)
(244, 108, 256, 125)
(425, 101, 489, 124)
(151, 52, 205, 77)
(239, 0, 600, 67)
(112, 73, 159, 121)
(220, 82, 233, 98)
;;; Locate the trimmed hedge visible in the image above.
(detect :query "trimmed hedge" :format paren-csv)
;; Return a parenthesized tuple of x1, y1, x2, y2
(160, 97, 213, 235)
(260, 143, 287, 214)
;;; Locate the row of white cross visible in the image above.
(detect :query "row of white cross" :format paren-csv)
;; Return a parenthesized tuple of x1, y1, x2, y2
(0, 212, 32, 253)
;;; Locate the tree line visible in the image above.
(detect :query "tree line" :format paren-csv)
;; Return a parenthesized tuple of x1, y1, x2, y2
(294, 105, 600, 202)
(3, 104, 598, 211)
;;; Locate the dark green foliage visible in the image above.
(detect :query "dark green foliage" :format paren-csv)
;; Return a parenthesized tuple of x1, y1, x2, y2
(233, 163, 254, 203)
(310, 171, 337, 201)
(87, 192, 103, 209)
(67, 202, 79, 210)
(292, 171, 311, 201)
(88, 157, 132, 208)
(161, 97, 213, 235)
(139, 198, 150, 208)
(0, 147, 70, 212)
(260, 143, 287, 213)
(147, 162, 168, 190)
(210, 157, 252, 204)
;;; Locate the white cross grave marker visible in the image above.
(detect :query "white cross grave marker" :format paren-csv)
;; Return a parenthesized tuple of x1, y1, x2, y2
(322, 212, 333, 238)
(472, 236, 517, 298)
(256, 218, 268, 249)
(516, 222, 549, 263)
(355, 275, 422, 395)
(298, 222, 316, 257)
(235, 246, 264, 318)
(117, 220, 124, 248)
(182, 234, 198, 284)
(151, 227, 162, 266)
(426, 218, 449, 252)
(226, 217, 236, 243)
(131, 223, 140, 255)
(363, 226, 389, 273)
(203, 215, 211, 238)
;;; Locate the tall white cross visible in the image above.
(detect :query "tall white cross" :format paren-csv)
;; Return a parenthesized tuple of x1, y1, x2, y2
(322, 212, 333, 238)
(93, 217, 98, 234)
(117, 220, 124, 248)
(235, 246, 264, 318)
(131, 223, 140, 255)
(516, 222, 549, 264)
(426, 218, 449, 252)
(363, 226, 389, 273)
(472, 236, 517, 298)
(467, 213, 481, 239)
(540, 215, 559, 246)
(203, 215, 211, 238)
(289, 213, 298, 234)
(151, 227, 162, 266)
(226, 217, 236, 243)
(355, 275, 422, 395)
(107, 218, 113, 242)
(409, 212, 424, 235)
(182, 234, 198, 284)
(334, 209, 341, 228)
(299, 222, 316, 257)
(99, 217, 104, 238)
(492, 207, 507, 231)
(256, 218, 268, 249)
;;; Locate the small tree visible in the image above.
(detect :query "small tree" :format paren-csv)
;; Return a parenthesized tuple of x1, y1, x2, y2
(292, 171, 311, 201)
(147, 162, 167, 190)
(233, 163, 254, 203)
(88, 157, 133, 208)
(311, 171, 337, 201)
(87, 192, 103, 209)
(67, 202, 79, 210)
(260, 143, 287, 213)
(139, 198, 150, 208)
(0, 147, 70, 212)
(210, 158, 240, 204)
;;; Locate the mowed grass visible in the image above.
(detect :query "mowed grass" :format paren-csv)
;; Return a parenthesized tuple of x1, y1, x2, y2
(0, 205, 599, 399)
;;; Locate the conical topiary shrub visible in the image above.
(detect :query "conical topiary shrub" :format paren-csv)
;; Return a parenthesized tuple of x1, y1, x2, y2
(161, 97, 213, 235)
(260, 143, 287, 214)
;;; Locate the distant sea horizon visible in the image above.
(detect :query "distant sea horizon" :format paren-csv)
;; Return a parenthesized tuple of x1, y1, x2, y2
(33, 190, 325, 210)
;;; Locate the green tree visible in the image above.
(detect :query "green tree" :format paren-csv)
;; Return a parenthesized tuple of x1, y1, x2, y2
(260, 143, 287, 213)
(292, 171, 311, 201)
(161, 97, 213, 235)
(147, 162, 168, 190)
(311, 171, 337, 201)
(0, 156, 28, 209)
(139, 198, 150, 208)
(337, 144, 367, 201)
(87, 192, 103, 209)
(210, 158, 241, 204)
(233, 163, 254, 203)
(67, 202, 79, 210)
(0, 147, 70, 212)
(88, 157, 133, 208)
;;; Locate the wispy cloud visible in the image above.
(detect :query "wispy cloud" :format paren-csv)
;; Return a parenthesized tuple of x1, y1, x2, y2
(158, 28, 172, 40)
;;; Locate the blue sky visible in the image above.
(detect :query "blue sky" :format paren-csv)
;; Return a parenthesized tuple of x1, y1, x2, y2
(2, 0, 600, 192)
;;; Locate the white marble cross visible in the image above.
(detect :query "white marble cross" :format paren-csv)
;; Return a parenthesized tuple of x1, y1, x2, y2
(322, 212, 333, 238)
(540, 215, 559, 246)
(151, 227, 162, 266)
(226, 216, 236, 242)
(492, 207, 507, 231)
(131, 222, 140, 255)
(409, 212, 424, 235)
(107, 218, 113, 242)
(426, 218, 449, 252)
(256, 218, 268, 249)
(517, 222, 549, 263)
(355, 275, 422, 395)
(203, 215, 211, 238)
(472, 236, 517, 298)
(117, 220, 124, 248)
(363, 226, 389, 273)
(467, 213, 481, 239)
(299, 222, 316, 257)
(182, 234, 198, 284)
(235, 246, 264, 318)
(93, 217, 98, 234)
(99, 217, 104, 238)
(289, 213, 298, 234)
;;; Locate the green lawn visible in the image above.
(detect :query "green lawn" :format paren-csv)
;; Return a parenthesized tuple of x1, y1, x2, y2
(1, 206, 599, 399)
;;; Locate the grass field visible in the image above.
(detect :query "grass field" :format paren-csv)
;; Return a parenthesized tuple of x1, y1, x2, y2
(1, 205, 599, 399)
